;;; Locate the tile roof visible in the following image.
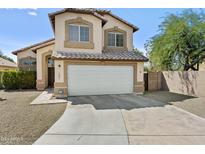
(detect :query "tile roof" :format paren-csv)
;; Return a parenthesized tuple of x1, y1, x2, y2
(52, 51, 148, 62)
(0, 57, 17, 68)
(48, 8, 138, 32)
(12, 38, 55, 55)
(48, 8, 108, 32)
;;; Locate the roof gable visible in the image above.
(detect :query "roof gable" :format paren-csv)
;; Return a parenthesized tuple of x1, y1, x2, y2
(48, 8, 108, 32)
(102, 12, 139, 32)
(48, 8, 138, 32)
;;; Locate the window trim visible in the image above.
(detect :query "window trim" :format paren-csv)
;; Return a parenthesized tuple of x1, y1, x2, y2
(64, 17, 94, 49)
(108, 32, 124, 47)
(104, 26, 127, 52)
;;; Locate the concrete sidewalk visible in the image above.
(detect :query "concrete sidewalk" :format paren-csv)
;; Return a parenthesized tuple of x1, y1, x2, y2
(31, 89, 68, 105)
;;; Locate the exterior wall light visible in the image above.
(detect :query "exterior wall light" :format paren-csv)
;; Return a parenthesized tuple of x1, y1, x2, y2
(58, 89, 64, 94)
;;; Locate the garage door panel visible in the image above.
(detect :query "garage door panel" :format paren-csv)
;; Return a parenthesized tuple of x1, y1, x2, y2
(68, 65, 133, 96)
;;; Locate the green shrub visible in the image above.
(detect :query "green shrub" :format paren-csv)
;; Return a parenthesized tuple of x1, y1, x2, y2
(0, 71, 4, 89)
(1, 71, 36, 90)
(19, 71, 36, 89)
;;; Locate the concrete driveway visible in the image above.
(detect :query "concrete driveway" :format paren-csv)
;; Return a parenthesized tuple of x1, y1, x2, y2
(34, 94, 205, 145)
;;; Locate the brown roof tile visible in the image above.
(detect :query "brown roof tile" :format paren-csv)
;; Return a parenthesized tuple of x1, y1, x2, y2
(52, 51, 148, 62)
(12, 38, 55, 55)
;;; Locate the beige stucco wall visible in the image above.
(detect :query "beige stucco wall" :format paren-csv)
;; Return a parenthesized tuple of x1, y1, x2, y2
(54, 13, 135, 53)
(54, 60, 64, 83)
(102, 14, 134, 51)
(162, 71, 205, 97)
(54, 12, 102, 53)
(137, 62, 144, 82)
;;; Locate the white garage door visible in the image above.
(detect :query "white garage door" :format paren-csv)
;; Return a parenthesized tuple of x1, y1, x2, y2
(67, 65, 133, 96)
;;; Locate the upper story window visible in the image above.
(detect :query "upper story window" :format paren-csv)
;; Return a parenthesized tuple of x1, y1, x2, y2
(69, 24, 90, 42)
(104, 26, 127, 52)
(64, 17, 94, 49)
(108, 32, 123, 47)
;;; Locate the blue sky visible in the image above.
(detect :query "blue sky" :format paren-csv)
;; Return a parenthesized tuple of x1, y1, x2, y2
(0, 8, 197, 61)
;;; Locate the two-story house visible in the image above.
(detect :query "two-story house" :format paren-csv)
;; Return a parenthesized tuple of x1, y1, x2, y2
(12, 8, 148, 98)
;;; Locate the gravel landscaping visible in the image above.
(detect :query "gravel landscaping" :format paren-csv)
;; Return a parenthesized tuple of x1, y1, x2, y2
(0, 90, 66, 145)
(144, 91, 205, 118)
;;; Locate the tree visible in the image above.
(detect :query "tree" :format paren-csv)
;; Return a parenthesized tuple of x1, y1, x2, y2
(133, 48, 144, 56)
(145, 9, 205, 71)
(0, 50, 14, 62)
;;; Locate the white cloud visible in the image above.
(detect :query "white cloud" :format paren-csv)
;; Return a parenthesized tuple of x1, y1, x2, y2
(27, 11, 37, 16)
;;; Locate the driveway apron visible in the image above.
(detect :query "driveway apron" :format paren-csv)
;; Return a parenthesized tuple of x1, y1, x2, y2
(34, 104, 128, 145)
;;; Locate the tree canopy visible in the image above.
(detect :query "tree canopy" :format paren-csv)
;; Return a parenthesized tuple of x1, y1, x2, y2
(145, 9, 205, 71)
(133, 48, 144, 56)
(0, 50, 14, 62)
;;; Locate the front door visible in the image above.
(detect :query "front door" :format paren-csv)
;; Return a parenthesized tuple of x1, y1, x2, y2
(48, 67, 54, 87)
(48, 58, 54, 87)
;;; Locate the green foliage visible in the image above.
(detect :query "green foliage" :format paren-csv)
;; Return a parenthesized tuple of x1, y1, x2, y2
(133, 48, 144, 56)
(0, 50, 15, 62)
(144, 64, 151, 72)
(0, 71, 4, 89)
(1, 71, 36, 90)
(145, 9, 205, 71)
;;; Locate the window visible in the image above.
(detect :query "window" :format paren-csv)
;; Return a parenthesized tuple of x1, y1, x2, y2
(68, 24, 89, 42)
(69, 25, 79, 41)
(80, 26, 89, 42)
(108, 33, 115, 46)
(48, 58, 54, 67)
(108, 32, 123, 47)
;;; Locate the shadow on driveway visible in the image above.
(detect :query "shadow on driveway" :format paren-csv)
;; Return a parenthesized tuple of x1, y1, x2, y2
(68, 94, 169, 110)
(143, 91, 196, 104)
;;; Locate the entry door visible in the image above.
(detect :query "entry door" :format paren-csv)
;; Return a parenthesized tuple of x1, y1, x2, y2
(67, 65, 133, 96)
(48, 67, 54, 87)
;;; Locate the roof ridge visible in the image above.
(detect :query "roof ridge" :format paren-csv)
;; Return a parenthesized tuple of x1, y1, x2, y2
(48, 8, 138, 32)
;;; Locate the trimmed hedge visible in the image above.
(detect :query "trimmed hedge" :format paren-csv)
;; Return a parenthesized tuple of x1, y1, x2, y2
(0, 71, 36, 90)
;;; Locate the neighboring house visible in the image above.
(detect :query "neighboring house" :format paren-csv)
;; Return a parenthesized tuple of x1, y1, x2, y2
(12, 8, 148, 98)
(0, 57, 17, 70)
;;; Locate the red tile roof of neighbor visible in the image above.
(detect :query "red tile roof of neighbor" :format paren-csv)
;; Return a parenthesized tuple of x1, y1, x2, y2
(52, 51, 148, 62)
